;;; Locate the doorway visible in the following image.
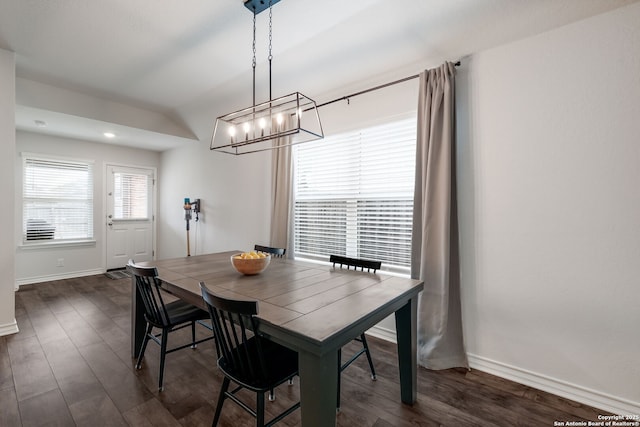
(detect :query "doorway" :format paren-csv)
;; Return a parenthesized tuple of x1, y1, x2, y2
(105, 165, 156, 270)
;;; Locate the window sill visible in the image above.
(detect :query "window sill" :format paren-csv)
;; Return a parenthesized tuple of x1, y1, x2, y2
(19, 240, 97, 250)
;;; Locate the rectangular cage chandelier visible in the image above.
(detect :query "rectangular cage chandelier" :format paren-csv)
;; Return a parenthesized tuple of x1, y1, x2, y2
(210, 0, 323, 155)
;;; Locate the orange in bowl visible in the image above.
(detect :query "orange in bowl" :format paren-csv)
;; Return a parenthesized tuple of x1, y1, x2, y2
(230, 251, 271, 275)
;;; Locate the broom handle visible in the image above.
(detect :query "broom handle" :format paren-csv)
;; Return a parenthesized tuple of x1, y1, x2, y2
(186, 219, 191, 257)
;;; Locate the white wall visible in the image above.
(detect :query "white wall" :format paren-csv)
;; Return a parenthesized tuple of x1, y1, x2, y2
(157, 140, 271, 260)
(317, 72, 419, 136)
(0, 48, 17, 336)
(457, 3, 640, 414)
(15, 131, 160, 284)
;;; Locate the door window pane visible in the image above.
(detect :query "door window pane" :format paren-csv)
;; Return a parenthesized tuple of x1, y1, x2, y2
(113, 172, 149, 220)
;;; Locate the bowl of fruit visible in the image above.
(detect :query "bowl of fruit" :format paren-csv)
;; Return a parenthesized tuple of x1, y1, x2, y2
(231, 251, 271, 275)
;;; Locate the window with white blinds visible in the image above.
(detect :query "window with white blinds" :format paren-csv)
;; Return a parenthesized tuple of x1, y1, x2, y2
(113, 171, 149, 220)
(22, 154, 94, 243)
(293, 116, 416, 273)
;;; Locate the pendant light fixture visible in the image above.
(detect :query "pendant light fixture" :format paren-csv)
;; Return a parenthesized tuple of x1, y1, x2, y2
(210, 0, 323, 155)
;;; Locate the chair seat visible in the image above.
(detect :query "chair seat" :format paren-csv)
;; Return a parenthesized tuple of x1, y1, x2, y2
(218, 336, 298, 392)
(165, 299, 210, 326)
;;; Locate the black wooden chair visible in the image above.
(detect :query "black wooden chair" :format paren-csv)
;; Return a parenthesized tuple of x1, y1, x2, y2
(330, 254, 381, 273)
(254, 244, 286, 258)
(330, 254, 382, 410)
(199, 282, 300, 427)
(127, 260, 213, 391)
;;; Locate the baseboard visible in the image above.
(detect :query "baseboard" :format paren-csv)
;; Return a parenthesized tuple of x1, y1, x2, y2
(15, 268, 104, 289)
(0, 319, 19, 337)
(361, 329, 639, 416)
(367, 324, 398, 343)
(467, 353, 640, 416)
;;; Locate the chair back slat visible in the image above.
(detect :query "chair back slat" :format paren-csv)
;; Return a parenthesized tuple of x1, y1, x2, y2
(329, 255, 381, 273)
(219, 309, 253, 379)
(127, 261, 170, 327)
(200, 283, 269, 385)
(254, 244, 286, 258)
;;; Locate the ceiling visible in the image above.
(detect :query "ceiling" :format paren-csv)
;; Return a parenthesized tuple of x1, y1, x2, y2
(1, 0, 638, 151)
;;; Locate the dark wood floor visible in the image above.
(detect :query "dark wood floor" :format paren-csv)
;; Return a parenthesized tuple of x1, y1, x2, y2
(1, 274, 607, 427)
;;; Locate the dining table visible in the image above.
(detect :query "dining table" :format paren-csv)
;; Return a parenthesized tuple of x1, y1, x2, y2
(131, 250, 424, 427)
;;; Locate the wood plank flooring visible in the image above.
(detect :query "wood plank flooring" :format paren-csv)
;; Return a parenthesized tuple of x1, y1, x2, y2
(1, 274, 609, 426)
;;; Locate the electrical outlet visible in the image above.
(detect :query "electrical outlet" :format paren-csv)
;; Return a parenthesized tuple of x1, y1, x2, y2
(57, 258, 64, 267)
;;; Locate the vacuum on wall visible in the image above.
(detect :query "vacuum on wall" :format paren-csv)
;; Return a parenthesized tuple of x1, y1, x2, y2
(183, 198, 200, 256)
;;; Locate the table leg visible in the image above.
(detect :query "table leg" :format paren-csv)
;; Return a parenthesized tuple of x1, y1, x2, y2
(131, 277, 146, 358)
(395, 296, 418, 404)
(298, 349, 338, 427)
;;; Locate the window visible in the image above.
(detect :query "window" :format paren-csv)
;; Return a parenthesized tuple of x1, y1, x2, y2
(22, 154, 94, 243)
(292, 116, 416, 273)
(112, 171, 150, 220)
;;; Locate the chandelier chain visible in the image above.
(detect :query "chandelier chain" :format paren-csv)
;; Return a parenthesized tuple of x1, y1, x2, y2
(252, 12, 257, 69)
(268, 1, 273, 62)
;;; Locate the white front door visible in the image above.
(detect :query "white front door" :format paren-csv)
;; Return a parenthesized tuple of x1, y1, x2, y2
(106, 165, 155, 270)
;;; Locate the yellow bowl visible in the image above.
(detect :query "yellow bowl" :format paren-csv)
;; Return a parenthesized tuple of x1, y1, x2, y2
(230, 254, 271, 275)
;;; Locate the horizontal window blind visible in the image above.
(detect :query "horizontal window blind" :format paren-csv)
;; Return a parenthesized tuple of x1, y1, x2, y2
(23, 155, 94, 242)
(113, 171, 149, 220)
(293, 117, 416, 271)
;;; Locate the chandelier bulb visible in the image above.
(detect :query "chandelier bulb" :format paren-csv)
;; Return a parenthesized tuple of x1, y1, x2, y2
(242, 122, 251, 141)
(228, 126, 236, 144)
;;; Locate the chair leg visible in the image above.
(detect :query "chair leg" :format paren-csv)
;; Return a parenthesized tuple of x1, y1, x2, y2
(135, 323, 153, 369)
(360, 333, 377, 380)
(212, 377, 230, 427)
(158, 328, 169, 391)
(256, 391, 265, 427)
(191, 320, 197, 349)
(268, 388, 275, 401)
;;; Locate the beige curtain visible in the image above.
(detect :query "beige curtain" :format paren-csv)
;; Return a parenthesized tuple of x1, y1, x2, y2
(411, 62, 467, 369)
(269, 120, 292, 254)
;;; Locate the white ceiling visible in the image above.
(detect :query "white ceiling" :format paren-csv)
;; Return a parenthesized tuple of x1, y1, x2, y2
(1, 0, 638, 151)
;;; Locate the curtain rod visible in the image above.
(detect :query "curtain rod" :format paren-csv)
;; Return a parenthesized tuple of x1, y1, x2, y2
(316, 61, 460, 109)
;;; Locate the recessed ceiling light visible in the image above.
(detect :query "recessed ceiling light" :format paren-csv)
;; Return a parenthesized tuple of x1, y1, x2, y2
(34, 120, 47, 127)
(103, 132, 116, 138)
